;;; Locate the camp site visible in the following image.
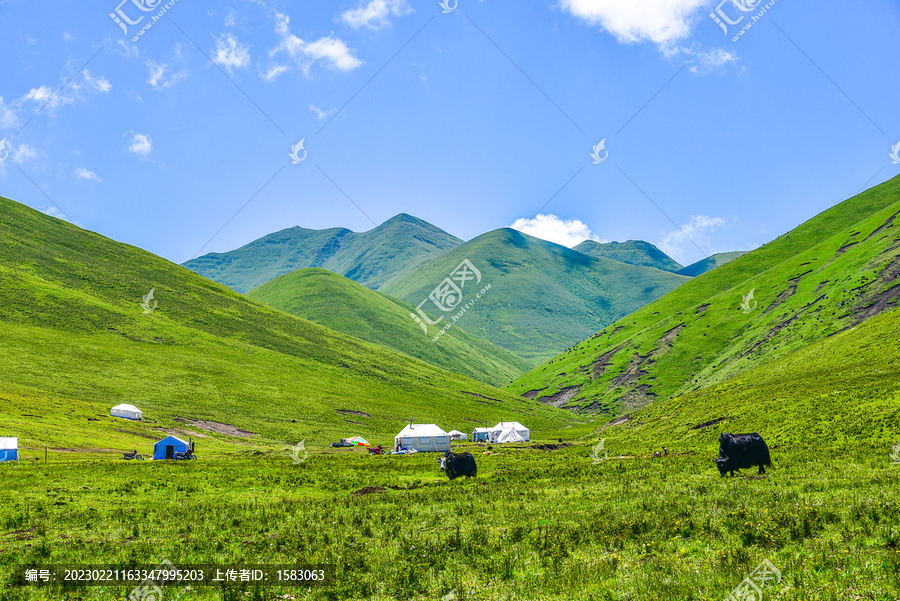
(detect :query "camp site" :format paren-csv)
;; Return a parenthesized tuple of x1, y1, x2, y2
(2, 2, 900, 599)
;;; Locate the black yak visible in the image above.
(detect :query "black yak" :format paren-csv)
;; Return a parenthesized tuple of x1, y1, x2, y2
(438, 450, 477, 480)
(716, 432, 771, 477)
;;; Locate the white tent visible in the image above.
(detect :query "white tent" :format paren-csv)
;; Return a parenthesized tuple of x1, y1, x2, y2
(0, 437, 18, 462)
(493, 427, 525, 444)
(447, 430, 467, 441)
(492, 421, 530, 442)
(394, 424, 451, 453)
(110, 403, 143, 421)
(472, 427, 492, 442)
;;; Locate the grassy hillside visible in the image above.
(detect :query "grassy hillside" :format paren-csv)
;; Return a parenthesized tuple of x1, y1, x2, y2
(380, 229, 690, 365)
(509, 175, 900, 414)
(246, 268, 531, 386)
(676, 251, 748, 277)
(0, 195, 581, 455)
(573, 239, 683, 272)
(182, 213, 462, 293)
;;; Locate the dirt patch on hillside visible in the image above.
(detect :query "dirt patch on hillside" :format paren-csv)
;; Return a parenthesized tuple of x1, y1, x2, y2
(862, 210, 899, 243)
(603, 324, 683, 411)
(762, 284, 797, 315)
(849, 253, 900, 325)
(590, 342, 629, 380)
(521, 388, 547, 399)
(175, 418, 255, 438)
(814, 280, 830, 293)
(336, 409, 371, 417)
(461, 391, 504, 403)
(695, 304, 710, 314)
(609, 353, 652, 388)
(618, 385, 657, 411)
(532, 443, 573, 451)
(602, 415, 631, 429)
(536, 385, 582, 408)
(741, 294, 827, 359)
(692, 417, 729, 430)
(351, 486, 386, 496)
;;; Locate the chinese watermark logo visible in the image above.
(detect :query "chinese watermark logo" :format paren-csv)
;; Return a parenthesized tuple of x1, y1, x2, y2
(141, 289, 158, 314)
(890, 443, 900, 464)
(590, 139, 608, 164)
(128, 559, 191, 601)
(890, 141, 900, 165)
(289, 139, 307, 164)
(740, 288, 757, 314)
(286, 440, 308, 465)
(0, 138, 10, 164)
(590, 439, 608, 464)
(409, 259, 491, 341)
(110, 0, 181, 42)
(725, 559, 787, 601)
(710, 0, 780, 41)
(439, 0, 458, 14)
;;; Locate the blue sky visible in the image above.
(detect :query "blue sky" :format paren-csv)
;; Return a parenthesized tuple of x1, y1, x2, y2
(0, 0, 898, 266)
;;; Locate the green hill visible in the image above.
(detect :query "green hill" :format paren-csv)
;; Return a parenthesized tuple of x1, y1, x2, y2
(182, 213, 462, 293)
(675, 250, 747, 277)
(379, 229, 690, 365)
(0, 195, 580, 454)
(508, 175, 900, 414)
(246, 268, 531, 386)
(573, 239, 683, 272)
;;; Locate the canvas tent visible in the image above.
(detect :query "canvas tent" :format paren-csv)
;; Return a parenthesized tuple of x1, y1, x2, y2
(492, 427, 525, 444)
(0, 438, 18, 462)
(472, 427, 492, 442)
(153, 435, 188, 460)
(492, 421, 530, 442)
(394, 424, 451, 453)
(448, 430, 467, 441)
(111, 403, 143, 421)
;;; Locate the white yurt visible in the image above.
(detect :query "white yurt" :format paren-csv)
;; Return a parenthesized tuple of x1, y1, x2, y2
(110, 403, 143, 421)
(492, 421, 530, 442)
(447, 430, 467, 441)
(0, 437, 19, 462)
(493, 427, 526, 444)
(472, 427, 492, 442)
(394, 424, 451, 453)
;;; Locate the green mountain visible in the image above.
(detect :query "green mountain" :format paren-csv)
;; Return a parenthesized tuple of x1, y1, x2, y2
(508, 175, 900, 414)
(379, 228, 690, 366)
(0, 196, 579, 452)
(182, 213, 462, 293)
(246, 268, 531, 386)
(573, 240, 683, 272)
(675, 251, 747, 277)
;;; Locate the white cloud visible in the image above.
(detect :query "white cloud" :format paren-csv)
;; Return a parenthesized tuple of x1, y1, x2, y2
(73, 167, 101, 182)
(81, 70, 112, 93)
(310, 105, 337, 120)
(560, 0, 709, 51)
(0, 97, 19, 130)
(659, 215, 725, 263)
(690, 47, 739, 73)
(19, 69, 112, 116)
(224, 10, 237, 27)
(262, 64, 291, 82)
(116, 39, 141, 60)
(211, 33, 251, 72)
(341, 0, 414, 30)
(13, 143, 38, 164)
(509, 214, 607, 248)
(146, 59, 188, 89)
(126, 132, 153, 158)
(271, 11, 362, 74)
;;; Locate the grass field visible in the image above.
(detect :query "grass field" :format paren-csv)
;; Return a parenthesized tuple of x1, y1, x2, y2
(2, 438, 899, 600)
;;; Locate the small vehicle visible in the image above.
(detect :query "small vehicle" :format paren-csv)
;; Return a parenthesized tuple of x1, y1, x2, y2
(175, 441, 197, 460)
(122, 450, 144, 461)
(368, 445, 384, 455)
(330, 439, 354, 448)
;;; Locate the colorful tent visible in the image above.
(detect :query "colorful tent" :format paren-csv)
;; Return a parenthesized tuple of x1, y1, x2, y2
(0, 438, 18, 462)
(346, 436, 371, 447)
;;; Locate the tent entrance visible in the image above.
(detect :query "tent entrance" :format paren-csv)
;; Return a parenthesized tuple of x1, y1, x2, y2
(166, 445, 175, 460)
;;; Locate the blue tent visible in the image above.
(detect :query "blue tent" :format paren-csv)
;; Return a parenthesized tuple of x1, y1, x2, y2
(0, 438, 19, 462)
(153, 435, 188, 460)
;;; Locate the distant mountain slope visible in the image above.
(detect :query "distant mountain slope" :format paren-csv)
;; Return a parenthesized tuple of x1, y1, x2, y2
(0, 196, 577, 452)
(676, 251, 747, 277)
(182, 213, 462, 293)
(380, 229, 690, 365)
(573, 240, 683, 272)
(508, 175, 900, 415)
(246, 268, 531, 386)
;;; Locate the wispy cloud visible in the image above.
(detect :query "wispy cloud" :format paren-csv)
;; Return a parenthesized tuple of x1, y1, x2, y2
(310, 105, 337, 120)
(271, 11, 362, 74)
(146, 58, 189, 89)
(126, 131, 153, 158)
(211, 33, 251, 73)
(12, 143, 38, 164)
(659, 215, 725, 263)
(262, 64, 291, 82)
(73, 167, 101, 182)
(509, 214, 607, 248)
(341, 0, 414, 30)
(690, 47, 740, 73)
(0, 97, 20, 130)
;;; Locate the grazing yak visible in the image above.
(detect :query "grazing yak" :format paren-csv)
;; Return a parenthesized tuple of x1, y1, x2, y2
(716, 432, 771, 477)
(438, 450, 477, 480)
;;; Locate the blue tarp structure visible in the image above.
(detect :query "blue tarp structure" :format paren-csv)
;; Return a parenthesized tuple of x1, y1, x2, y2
(0, 437, 19, 462)
(153, 435, 188, 460)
